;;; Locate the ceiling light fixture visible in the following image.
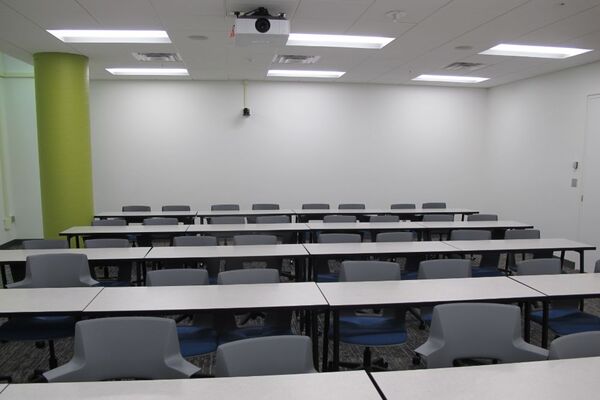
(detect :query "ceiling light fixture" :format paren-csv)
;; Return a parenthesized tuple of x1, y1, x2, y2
(412, 74, 489, 83)
(286, 33, 394, 49)
(48, 30, 171, 43)
(267, 69, 345, 78)
(479, 43, 592, 59)
(106, 68, 188, 76)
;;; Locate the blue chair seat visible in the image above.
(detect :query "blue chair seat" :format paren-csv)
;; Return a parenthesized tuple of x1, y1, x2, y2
(402, 271, 418, 280)
(218, 326, 293, 345)
(176, 326, 218, 357)
(0, 316, 75, 341)
(530, 309, 600, 336)
(336, 315, 407, 346)
(471, 267, 504, 277)
(317, 273, 338, 282)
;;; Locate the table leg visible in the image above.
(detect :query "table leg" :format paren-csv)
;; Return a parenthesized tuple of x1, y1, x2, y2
(542, 301, 549, 348)
(333, 309, 340, 371)
(523, 302, 531, 342)
(322, 311, 330, 372)
(311, 311, 319, 371)
(579, 250, 585, 273)
(560, 251, 565, 270)
(1, 264, 7, 288)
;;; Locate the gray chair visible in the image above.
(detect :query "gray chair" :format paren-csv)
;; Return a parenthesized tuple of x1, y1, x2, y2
(376, 231, 415, 242)
(122, 205, 150, 211)
(316, 233, 362, 282)
(548, 331, 600, 359)
(415, 303, 548, 368)
(233, 234, 278, 246)
(172, 235, 219, 282)
(323, 215, 357, 223)
(505, 229, 552, 268)
(302, 203, 330, 210)
(391, 203, 416, 209)
(450, 230, 501, 277)
(146, 268, 209, 286)
(422, 202, 446, 209)
(422, 214, 454, 241)
(143, 217, 179, 225)
(338, 203, 366, 210)
(370, 215, 400, 222)
(467, 214, 498, 221)
(141, 217, 179, 247)
(229, 235, 280, 272)
(211, 204, 240, 211)
(23, 239, 69, 250)
(375, 231, 420, 279)
(255, 215, 290, 224)
(43, 317, 200, 382)
(252, 203, 279, 210)
(85, 238, 132, 286)
(208, 216, 245, 224)
(162, 205, 191, 211)
(214, 335, 316, 377)
(91, 219, 126, 226)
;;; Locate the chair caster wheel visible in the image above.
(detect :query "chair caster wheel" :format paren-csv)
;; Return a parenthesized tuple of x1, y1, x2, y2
(412, 356, 421, 365)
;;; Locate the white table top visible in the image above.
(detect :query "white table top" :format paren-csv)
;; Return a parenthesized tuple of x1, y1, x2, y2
(0, 287, 103, 315)
(294, 208, 477, 215)
(0, 371, 381, 400)
(146, 244, 308, 260)
(445, 238, 596, 252)
(197, 209, 295, 217)
(60, 225, 190, 235)
(187, 223, 310, 233)
(511, 273, 600, 298)
(0, 384, 6, 394)
(418, 220, 533, 229)
(95, 211, 197, 218)
(304, 241, 457, 256)
(373, 357, 600, 400)
(83, 282, 327, 313)
(318, 277, 544, 308)
(0, 247, 151, 263)
(307, 221, 424, 230)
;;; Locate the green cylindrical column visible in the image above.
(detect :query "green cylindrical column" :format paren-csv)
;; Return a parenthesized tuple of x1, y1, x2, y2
(34, 52, 93, 239)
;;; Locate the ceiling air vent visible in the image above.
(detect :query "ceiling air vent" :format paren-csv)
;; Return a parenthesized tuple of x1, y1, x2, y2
(444, 62, 486, 71)
(272, 54, 321, 64)
(132, 52, 182, 62)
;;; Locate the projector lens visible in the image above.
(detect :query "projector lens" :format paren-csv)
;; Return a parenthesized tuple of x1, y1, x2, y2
(255, 18, 271, 33)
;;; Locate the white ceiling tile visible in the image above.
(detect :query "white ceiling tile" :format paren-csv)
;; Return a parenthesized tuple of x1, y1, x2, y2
(294, 0, 371, 20)
(77, 0, 162, 28)
(2, 0, 100, 29)
(290, 18, 353, 34)
(226, 0, 300, 17)
(354, 0, 450, 24)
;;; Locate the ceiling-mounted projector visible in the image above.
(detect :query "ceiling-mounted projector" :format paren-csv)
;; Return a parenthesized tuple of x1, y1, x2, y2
(234, 7, 290, 46)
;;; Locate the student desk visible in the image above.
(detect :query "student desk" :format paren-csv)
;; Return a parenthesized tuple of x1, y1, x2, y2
(294, 208, 479, 222)
(94, 211, 198, 224)
(60, 225, 190, 247)
(0, 287, 103, 317)
(186, 223, 311, 243)
(196, 209, 296, 223)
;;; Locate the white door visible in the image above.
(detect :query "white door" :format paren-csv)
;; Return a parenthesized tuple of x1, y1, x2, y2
(579, 94, 600, 272)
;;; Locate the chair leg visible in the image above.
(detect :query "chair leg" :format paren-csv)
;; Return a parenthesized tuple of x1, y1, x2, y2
(48, 340, 58, 369)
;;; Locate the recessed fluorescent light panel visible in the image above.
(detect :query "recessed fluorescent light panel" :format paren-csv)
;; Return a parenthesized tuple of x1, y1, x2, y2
(106, 68, 188, 76)
(287, 33, 394, 49)
(480, 43, 592, 59)
(412, 74, 489, 83)
(267, 69, 345, 78)
(47, 30, 171, 43)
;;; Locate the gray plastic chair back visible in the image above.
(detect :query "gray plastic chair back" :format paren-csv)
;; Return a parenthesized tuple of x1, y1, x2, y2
(370, 215, 400, 223)
(173, 235, 217, 246)
(318, 233, 361, 243)
(467, 214, 498, 221)
(302, 203, 330, 210)
(252, 203, 279, 210)
(22, 239, 69, 250)
(161, 205, 191, 211)
(85, 238, 130, 248)
(92, 219, 126, 226)
(418, 259, 472, 279)
(376, 231, 415, 242)
(146, 269, 209, 286)
(391, 203, 416, 209)
(596, 259, 600, 273)
(548, 331, 600, 360)
(415, 303, 548, 368)
(43, 317, 199, 382)
(339, 261, 401, 282)
(505, 229, 541, 239)
(217, 268, 279, 285)
(422, 202, 447, 209)
(516, 258, 561, 275)
(122, 205, 150, 212)
(233, 234, 278, 246)
(9, 254, 98, 288)
(143, 217, 179, 225)
(215, 335, 317, 377)
(450, 230, 492, 241)
(208, 216, 245, 224)
(338, 203, 365, 210)
(255, 215, 290, 224)
(211, 204, 240, 211)
(422, 214, 454, 222)
(323, 215, 357, 223)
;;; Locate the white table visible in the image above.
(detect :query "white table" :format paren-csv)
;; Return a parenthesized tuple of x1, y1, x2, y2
(94, 210, 197, 223)
(419, 220, 533, 230)
(187, 223, 310, 237)
(373, 357, 600, 400)
(304, 241, 457, 257)
(0, 287, 103, 316)
(0, 384, 6, 394)
(196, 209, 296, 223)
(60, 225, 190, 247)
(0, 371, 381, 400)
(146, 244, 308, 260)
(294, 208, 478, 221)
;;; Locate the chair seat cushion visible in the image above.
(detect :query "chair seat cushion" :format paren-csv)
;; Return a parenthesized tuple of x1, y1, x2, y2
(530, 310, 600, 336)
(0, 316, 75, 341)
(217, 326, 293, 345)
(317, 273, 339, 282)
(336, 315, 407, 346)
(177, 326, 218, 357)
(471, 267, 504, 277)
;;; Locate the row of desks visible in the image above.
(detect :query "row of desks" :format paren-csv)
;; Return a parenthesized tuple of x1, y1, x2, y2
(2, 356, 599, 400)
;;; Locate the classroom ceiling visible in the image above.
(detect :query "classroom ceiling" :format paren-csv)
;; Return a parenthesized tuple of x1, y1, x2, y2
(1, 0, 600, 87)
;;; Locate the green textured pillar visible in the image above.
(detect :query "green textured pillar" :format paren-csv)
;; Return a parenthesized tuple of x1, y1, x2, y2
(34, 52, 93, 239)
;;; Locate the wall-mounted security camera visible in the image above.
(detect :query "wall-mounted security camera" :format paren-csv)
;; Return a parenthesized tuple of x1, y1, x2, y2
(243, 107, 251, 117)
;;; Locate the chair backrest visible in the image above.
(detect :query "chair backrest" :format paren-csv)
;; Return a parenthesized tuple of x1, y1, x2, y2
(449, 230, 491, 241)
(122, 205, 150, 212)
(505, 229, 541, 239)
(217, 268, 280, 285)
(302, 203, 330, 210)
(43, 317, 199, 382)
(370, 215, 400, 223)
(146, 268, 209, 286)
(252, 203, 280, 210)
(323, 215, 357, 223)
(516, 258, 561, 275)
(596, 259, 600, 273)
(467, 214, 498, 221)
(339, 261, 401, 282)
(548, 331, 600, 360)
(208, 216, 245, 224)
(9, 254, 98, 288)
(211, 204, 240, 211)
(85, 238, 130, 248)
(375, 232, 415, 242)
(255, 215, 290, 224)
(214, 335, 316, 377)
(391, 203, 416, 209)
(91, 218, 127, 226)
(422, 202, 446, 209)
(338, 203, 365, 210)
(173, 235, 217, 246)
(161, 205, 191, 211)
(418, 259, 472, 279)
(233, 234, 278, 246)
(318, 233, 362, 244)
(143, 217, 179, 225)
(22, 239, 69, 249)
(422, 214, 454, 222)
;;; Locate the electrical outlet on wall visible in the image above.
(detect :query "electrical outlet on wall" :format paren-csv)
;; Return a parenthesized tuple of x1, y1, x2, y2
(571, 178, 578, 188)
(3, 216, 12, 230)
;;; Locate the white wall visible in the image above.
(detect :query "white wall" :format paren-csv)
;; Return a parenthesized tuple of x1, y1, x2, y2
(90, 80, 489, 211)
